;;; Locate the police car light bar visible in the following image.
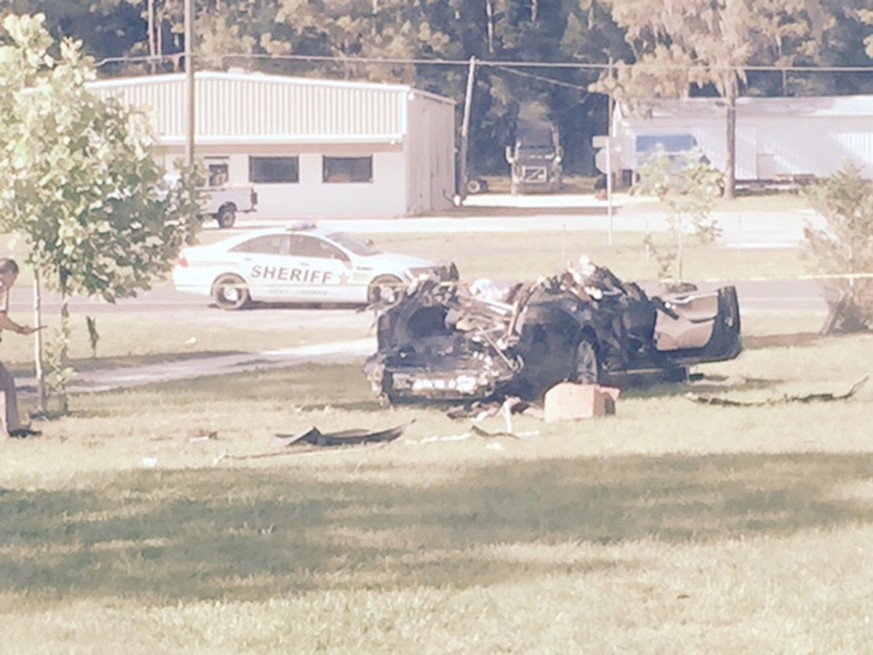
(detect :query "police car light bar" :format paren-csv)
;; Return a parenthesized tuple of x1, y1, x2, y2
(286, 221, 318, 232)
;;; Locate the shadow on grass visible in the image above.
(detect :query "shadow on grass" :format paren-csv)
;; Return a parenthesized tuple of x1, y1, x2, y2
(2, 452, 872, 603)
(10, 350, 250, 380)
(67, 350, 248, 372)
(742, 332, 823, 350)
(623, 374, 784, 400)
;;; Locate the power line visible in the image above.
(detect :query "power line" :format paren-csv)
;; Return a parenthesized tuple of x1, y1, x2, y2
(95, 51, 873, 74)
(490, 64, 593, 91)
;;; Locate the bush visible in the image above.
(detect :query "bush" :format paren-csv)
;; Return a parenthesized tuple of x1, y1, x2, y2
(803, 162, 873, 334)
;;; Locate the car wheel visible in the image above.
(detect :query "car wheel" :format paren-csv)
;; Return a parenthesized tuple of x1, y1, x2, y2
(216, 205, 237, 229)
(573, 336, 600, 385)
(368, 275, 403, 304)
(212, 274, 250, 310)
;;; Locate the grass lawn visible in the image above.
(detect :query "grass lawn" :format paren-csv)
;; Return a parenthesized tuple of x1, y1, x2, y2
(1, 309, 374, 378)
(367, 230, 805, 283)
(2, 309, 873, 654)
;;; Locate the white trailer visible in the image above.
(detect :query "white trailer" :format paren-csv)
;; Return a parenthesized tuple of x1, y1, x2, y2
(595, 95, 873, 184)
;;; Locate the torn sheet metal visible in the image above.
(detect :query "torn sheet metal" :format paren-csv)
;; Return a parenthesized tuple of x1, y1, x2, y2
(364, 259, 742, 404)
(685, 377, 868, 407)
(271, 422, 411, 448)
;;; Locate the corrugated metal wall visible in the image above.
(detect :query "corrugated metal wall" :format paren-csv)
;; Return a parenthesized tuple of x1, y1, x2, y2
(93, 72, 408, 141)
(613, 98, 873, 180)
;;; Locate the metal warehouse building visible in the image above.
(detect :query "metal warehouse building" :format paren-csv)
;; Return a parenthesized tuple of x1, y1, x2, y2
(599, 95, 873, 183)
(90, 71, 456, 219)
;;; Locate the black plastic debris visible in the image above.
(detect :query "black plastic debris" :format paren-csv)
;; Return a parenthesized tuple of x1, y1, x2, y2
(685, 376, 868, 407)
(271, 422, 411, 449)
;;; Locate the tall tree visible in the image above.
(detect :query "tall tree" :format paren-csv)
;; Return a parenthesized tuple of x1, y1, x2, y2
(0, 13, 201, 411)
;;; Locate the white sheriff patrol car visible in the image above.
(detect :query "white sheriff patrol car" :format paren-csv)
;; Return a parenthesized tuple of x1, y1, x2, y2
(172, 224, 454, 310)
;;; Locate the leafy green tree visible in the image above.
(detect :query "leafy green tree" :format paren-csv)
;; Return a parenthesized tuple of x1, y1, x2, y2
(634, 148, 723, 284)
(0, 13, 201, 412)
(803, 162, 873, 334)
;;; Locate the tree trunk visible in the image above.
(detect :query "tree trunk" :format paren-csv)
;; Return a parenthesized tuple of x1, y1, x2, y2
(59, 274, 70, 416)
(724, 90, 736, 200)
(485, 0, 495, 54)
(148, 0, 156, 71)
(32, 273, 47, 414)
(157, 4, 164, 65)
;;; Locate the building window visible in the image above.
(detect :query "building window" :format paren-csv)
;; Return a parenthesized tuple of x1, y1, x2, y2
(635, 134, 698, 163)
(250, 156, 299, 184)
(323, 156, 373, 183)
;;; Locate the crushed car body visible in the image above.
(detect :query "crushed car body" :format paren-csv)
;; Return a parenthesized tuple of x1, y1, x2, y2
(364, 260, 742, 404)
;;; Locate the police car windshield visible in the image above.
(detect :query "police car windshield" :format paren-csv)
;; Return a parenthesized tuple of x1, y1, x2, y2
(327, 232, 382, 257)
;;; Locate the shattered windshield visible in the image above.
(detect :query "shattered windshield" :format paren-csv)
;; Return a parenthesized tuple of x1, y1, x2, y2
(328, 232, 382, 256)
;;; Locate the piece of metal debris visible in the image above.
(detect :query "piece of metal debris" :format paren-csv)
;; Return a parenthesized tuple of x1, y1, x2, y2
(188, 430, 219, 442)
(685, 376, 868, 407)
(470, 425, 540, 440)
(271, 421, 412, 449)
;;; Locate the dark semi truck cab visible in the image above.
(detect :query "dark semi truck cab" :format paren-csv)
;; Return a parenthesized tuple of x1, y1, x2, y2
(505, 119, 563, 194)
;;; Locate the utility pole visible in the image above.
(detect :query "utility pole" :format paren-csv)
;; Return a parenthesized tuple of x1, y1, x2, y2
(184, 0, 195, 167)
(607, 57, 614, 246)
(458, 56, 477, 202)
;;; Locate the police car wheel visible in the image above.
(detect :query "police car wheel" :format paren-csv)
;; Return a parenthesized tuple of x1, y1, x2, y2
(368, 275, 402, 304)
(212, 274, 250, 310)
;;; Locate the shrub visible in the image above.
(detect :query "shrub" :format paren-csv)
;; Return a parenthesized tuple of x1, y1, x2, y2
(803, 162, 873, 334)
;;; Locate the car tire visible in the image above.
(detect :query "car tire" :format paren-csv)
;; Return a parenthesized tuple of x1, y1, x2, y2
(368, 275, 403, 304)
(216, 204, 237, 229)
(573, 336, 601, 385)
(212, 274, 250, 310)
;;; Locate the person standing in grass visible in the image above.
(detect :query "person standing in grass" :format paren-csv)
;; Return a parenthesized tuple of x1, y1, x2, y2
(0, 258, 41, 437)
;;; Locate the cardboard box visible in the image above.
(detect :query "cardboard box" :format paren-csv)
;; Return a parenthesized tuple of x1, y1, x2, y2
(544, 382, 620, 422)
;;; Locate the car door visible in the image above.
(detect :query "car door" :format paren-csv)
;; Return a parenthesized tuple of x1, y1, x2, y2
(285, 234, 359, 302)
(230, 234, 298, 302)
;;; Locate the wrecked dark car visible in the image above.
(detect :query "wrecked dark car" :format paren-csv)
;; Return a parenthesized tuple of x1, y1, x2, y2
(364, 260, 742, 404)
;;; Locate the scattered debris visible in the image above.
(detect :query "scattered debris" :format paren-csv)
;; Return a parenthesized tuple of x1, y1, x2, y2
(271, 422, 410, 449)
(214, 422, 413, 462)
(685, 377, 868, 407)
(446, 396, 539, 421)
(188, 430, 218, 442)
(86, 316, 99, 358)
(365, 259, 742, 405)
(419, 432, 473, 444)
(470, 425, 540, 440)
